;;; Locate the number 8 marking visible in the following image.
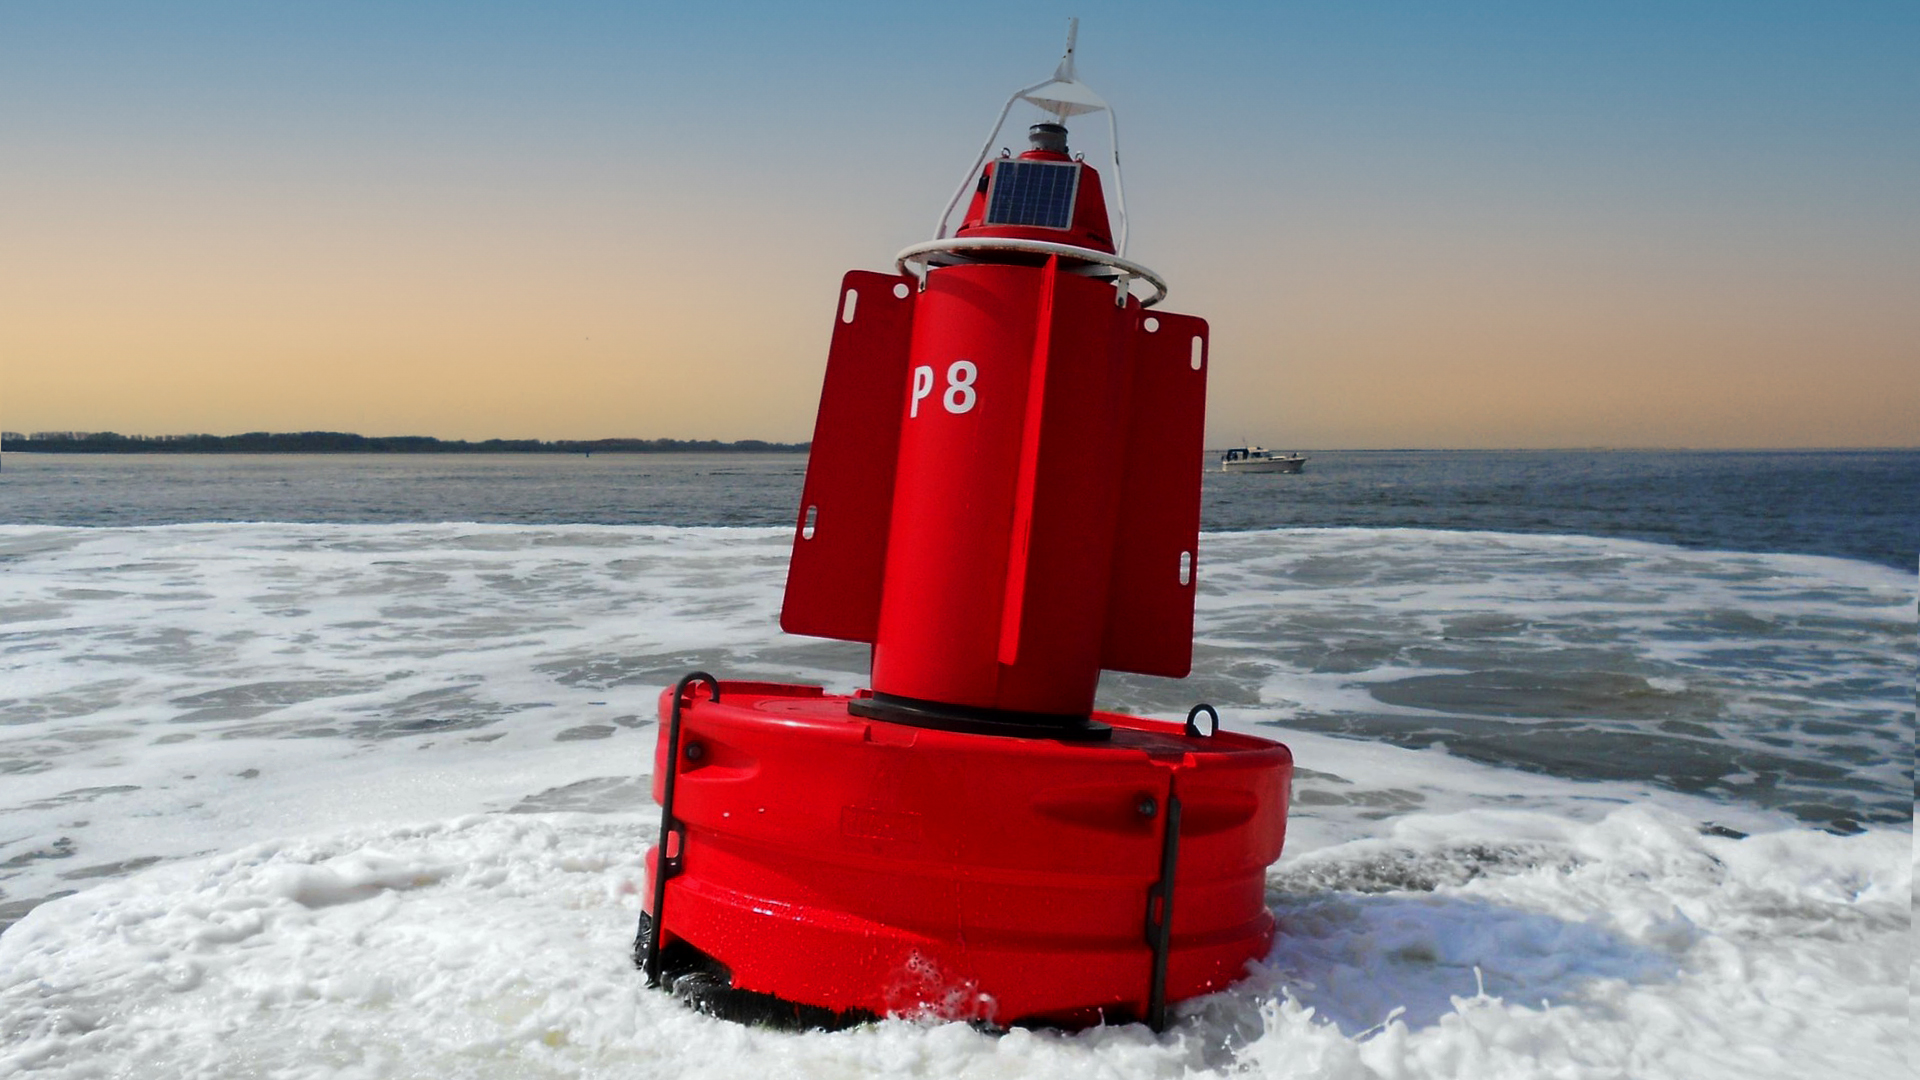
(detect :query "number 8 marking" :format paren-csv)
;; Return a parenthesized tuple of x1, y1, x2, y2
(944, 360, 977, 414)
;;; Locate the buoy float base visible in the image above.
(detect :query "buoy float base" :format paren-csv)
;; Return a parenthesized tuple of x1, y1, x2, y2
(641, 681, 1292, 1029)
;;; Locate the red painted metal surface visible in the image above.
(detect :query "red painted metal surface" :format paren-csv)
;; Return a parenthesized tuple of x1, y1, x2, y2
(873, 259, 1143, 715)
(780, 260, 1210, 708)
(779, 271, 917, 645)
(1102, 310, 1209, 678)
(645, 682, 1292, 1025)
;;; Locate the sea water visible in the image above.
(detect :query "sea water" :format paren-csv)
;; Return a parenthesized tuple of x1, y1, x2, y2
(0, 451, 1913, 1078)
(1, 449, 1915, 570)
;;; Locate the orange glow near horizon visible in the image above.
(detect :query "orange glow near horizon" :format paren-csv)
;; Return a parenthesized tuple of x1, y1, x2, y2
(8, 180, 1911, 449)
(3, 8, 1915, 450)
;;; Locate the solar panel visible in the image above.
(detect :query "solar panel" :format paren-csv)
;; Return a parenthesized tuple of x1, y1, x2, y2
(984, 160, 1080, 229)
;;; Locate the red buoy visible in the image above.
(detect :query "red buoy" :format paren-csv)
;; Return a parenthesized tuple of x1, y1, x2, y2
(639, 23, 1292, 1030)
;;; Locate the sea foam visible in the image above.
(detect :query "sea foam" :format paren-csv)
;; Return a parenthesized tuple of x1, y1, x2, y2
(0, 807, 1905, 1078)
(0, 523, 1911, 1076)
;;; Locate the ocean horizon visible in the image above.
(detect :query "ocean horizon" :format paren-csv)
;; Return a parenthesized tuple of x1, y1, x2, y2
(4, 447, 1914, 569)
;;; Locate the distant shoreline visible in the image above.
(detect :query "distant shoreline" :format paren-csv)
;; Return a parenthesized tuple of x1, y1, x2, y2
(0, 432, 808, 454)
(3, 435, 1909, 456)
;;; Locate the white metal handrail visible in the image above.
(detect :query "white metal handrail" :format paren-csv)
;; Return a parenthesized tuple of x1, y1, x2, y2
(895, 237, 1169, 309)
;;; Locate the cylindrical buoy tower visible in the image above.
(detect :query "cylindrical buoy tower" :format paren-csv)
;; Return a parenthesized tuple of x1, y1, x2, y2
(637, 23, 1292, 1031)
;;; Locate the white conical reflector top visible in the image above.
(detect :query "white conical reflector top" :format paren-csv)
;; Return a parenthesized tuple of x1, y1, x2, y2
(1019, 79, 1108, 120)
(1017, 18, 1108, 121)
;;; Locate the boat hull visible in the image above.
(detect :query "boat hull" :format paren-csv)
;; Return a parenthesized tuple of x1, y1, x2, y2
(1221, 457, 1305, 474)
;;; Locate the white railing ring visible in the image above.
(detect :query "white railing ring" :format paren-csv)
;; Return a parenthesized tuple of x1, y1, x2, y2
(895, 237, 1169, 309)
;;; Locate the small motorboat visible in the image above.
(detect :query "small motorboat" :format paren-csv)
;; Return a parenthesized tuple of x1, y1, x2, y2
(1220, 446, 1307, 473)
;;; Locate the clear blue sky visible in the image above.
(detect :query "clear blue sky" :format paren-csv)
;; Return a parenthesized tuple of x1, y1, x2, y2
(4, 2, 1915, 446)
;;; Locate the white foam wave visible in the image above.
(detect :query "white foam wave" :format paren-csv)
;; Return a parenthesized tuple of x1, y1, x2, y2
(0, 807, 1904, 1078)
(1, 523, 1910, 1076)
(3, 522, 1909, 907)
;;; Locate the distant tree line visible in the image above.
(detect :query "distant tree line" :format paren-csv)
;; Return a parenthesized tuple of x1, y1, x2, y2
(0, 431, 809, 454)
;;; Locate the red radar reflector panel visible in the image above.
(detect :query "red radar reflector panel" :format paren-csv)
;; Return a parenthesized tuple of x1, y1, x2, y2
(1100, 311, 1209, 677)
(780, 271, 917, 643)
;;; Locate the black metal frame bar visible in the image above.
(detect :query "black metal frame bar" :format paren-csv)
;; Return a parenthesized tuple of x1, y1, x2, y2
(1144, 789, 1182, 1032)
(1142, 702, 1214, 1028)
(642, 671, 720, 988)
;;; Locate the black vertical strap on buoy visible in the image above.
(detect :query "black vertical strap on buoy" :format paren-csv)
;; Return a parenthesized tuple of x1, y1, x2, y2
(1184, 702, 1218, 738)
(1144, 788, 1183, 1032)
(643, 671, 720, 989)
